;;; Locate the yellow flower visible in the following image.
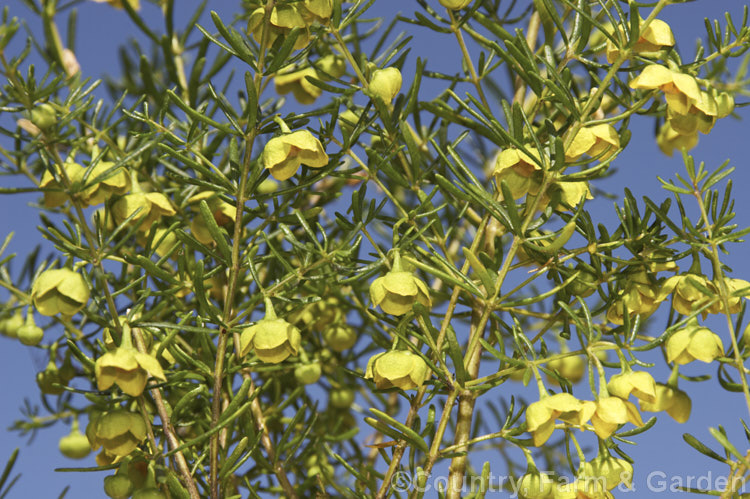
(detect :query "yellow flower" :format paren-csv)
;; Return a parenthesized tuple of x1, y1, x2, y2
(300, 0, 333, 23)
(76, 160, 131, 207)
(707, 277, 750, 315)
(657, 273, 713, 316)
(666, 320, 724, 365)
(606, 270, 661, 325)
(365, 350, 429, 390)
(113, 192, 176, 230)
(87, 410, 147, 457)
(553, 480, 614, 499)
(656, 121, 698, 157)
(525, 393, 596, 446)
(565, 124, 620, 162)
(32, 268, 90, 317)
(492, 148, 543, 200)
(606, 370, 656, 404)
(247, 5, 310, 51)
(370, 270, 431, 316)
(630, 64, 701, 115)
(322, 324, 357, 352)
(517, 471, 554, 499)
(239, 318, 302, 364)
(369, 67, 402, 104)
(547, 355, 586, 385)
(590, 397, 643, 439)
(580, 455, 633, 491)
(187, 192, 236, 245)
(39, 162, 85, 208)
(95, 326, 166, 397)
(639, 382, 691, 423)
(275, 55, 346, 105)
(606, 18, 675, 63)
(261, 130, 329, 181)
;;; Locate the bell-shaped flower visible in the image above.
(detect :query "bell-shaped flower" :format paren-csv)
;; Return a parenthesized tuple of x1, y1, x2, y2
(492, 147, 543, 200)
(666, 320, 724, 365)
(565, 124, 620, 162)
(439, 0, 473, 9)
(322, 324, 357, 352)
(525, 393, 596, 446)
(707, 277, 750, 315)
(580, 455, 633, 491)
(240, 317, 302, 364)
(77, 160, 131, 207)
(59, 420, 91, 459)
(261, 130, 328, 181)
(606, 370, 656, 404)
(275, 67, 321, 105)
(365, 350, 429, 390)
(553, 480, 614, 499)
(629, 64, 701, 115)
(300, 0, 333, 23)
(590, 397, 643, 440)
(606, 18, 675, 63)
(113, 191, 176, 230)
(32, 268, 90, 317)
(370, 269, 431, 316)
(40, 162, 85, 208)
(657, 273, 713, 316)
(247, 5, 310, 51)
(87, 410, 147, 457)
(639, 382, 691, 423)
(369, 67, 402, 104)
(547, 355, 586, 385)
(95, 325, 166, 397)
(656, 121, 698, 157)
(606, 270, 661, 325)
(517, 470, 554, 499)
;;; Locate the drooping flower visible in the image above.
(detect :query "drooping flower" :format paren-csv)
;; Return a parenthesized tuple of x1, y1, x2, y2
(525, 393, 596, 446)
(31, 268, 90, 317)
(240, 317, 302, 364)
(579, 454, 633, 491)
(590, 397, 644, 439)
(86, 410, 147, 457)
(606, 270, 661, 325)
(666, 319, 724, 365)
(369, 67, 402, 104)
(370, 269, 431, 316)
(39, 161, 85, 208)
(76, 159, 131, 207)
(517, 470, 554, 499)
(630, 65, 701, 115)
(261, 130, 329, 181)
(492, 148, 543, 200)
(365, 350, 429, 390)
(438, 0, 473, 10)
(95, 324, 166, 397)
(247, 4, 310, 51)
(565, 124, 620, 162)
(657, 273, 713, 316)
(606, 370, 657, 404)
(639, 382, 691, 423)
(606, 18, 675, 63)
(707, 277, 750, 315)
(113, 192, 176, 230)
(656, 121, 698, 157)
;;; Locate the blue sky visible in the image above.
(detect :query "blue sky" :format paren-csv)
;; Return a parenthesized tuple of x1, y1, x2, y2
(2, 0, 750, 497)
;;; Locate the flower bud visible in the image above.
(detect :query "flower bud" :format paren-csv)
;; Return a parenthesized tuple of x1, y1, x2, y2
(547, 355, 585, 385)
(566, 264, 598, 298)
(715, 91, 734, 118)
(322, 324, 357, 352)
(240, 318, 302, 364)
(87, 410, 148, 457)
(369, 67, 402, 103)
(330, 388, 355, 409)
(365, 350, 429, 390)
(517, 471, 554, 498)
(261, 130, 329, 181)
(580, 455, 633, 490)
(104, 474, 135, 499)
(59, 423, 91, 459)
(370, 270, 431, 316)
(338, 109, 361, 138)
(666, 320, 724, 365)
(17, 314, 44, 346)
(61, 48, 80, 77)
(294, 363, 322, 385)
(305, 454, 334, 478)
(0, 311, 23, 338)
(132, 488, 166, 499)
(639, 382, 691, 423)
(37, 360, 65, 394)
(439, 0, 473, 9)
(30, 103, 57, 130)
(32, 268, 90, 317)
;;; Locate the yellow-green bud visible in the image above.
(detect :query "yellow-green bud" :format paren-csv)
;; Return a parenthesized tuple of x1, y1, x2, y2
(104, 475, 135, 499)
(580, 455, 633, 490)
(294, 363, 322, 385)
(239, 318, 302, 364)
(132, 488, 166, 499)
(30, 103, 57, 129)
(330, 388, 355, 409)
(338, 109, 361, 138)
(547, 355, 585, 385)
(322, 324, 357, 352)
(37, 361, 65, 394)
(370, 270, 431, 316)
(365, 350, 429, 390)
(0, 311, 23, 338)
(439, 0, 473, 9)
(31, 268, 90, 317)
(59, 425, 91, 459)
(369, 67, 402, 103)
(17, 320, 44, 346)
